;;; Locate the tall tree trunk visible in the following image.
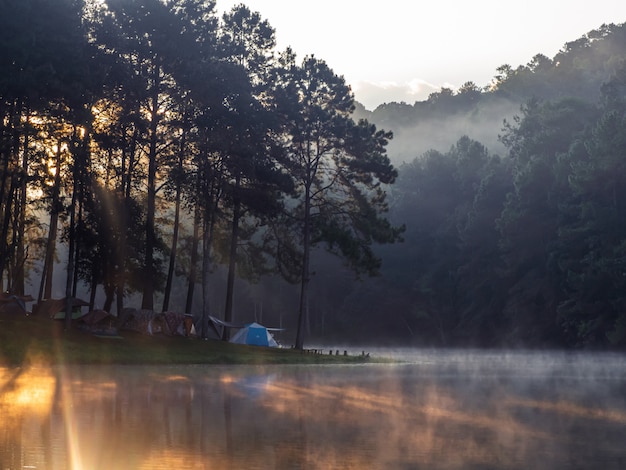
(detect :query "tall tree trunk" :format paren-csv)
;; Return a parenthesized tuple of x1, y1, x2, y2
(162, 181, 181, 312)
(38, 141, 63, 302)
(162, 133, 185, 312)
(72, 195, 83, 298)
(116, 152, 135, 316)
(64, 160, 78, 330)
(185, 202, 201, 314)
(295, 182, 312, 350)
(103, 284, 115, 312)
(9, 192, 20, 292)
(0, 177, 16, 289)
(0, 102, 19, 290)
(89, 277, 97, 311)
(124, 126, 138, 200)
(141, 63, 160, 311)
(201, 183, 220, 339)
(115, 196, 130, 318)
(116, 284, 124, 316)
(201, 213, 212, 339)
(222, 179, 241, 341)
(114, 119, 140, 314)
(65, 125, 89, 329)
(14, 106, 29, 295)
(0, 101, 15, 195)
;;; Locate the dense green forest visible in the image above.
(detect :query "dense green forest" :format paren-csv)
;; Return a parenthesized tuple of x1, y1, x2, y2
(1, 1, 625, 349)
(348, 22, 626, 348)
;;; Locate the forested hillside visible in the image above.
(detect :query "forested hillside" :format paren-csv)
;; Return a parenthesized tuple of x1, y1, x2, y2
(342, 23, 626, 348)
(355, 23, 626, 164)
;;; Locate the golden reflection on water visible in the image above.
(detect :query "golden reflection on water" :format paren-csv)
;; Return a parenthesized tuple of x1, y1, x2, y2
(0, 368, 56, 416)
(0, 363, 625, 469)
(258, 379, 555, 469)
(504, 397, 626, 424)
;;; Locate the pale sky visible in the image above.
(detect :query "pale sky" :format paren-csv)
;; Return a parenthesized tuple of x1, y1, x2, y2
(216, 1, 626, 110)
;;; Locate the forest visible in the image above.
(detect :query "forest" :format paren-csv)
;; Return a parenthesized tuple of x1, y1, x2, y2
(1, 0, 626, 349)
(0, 0, 401, 349)
(352, 22, 626, 348)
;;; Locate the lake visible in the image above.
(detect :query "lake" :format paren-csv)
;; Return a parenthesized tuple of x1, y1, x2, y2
(1, 349, 625, 469)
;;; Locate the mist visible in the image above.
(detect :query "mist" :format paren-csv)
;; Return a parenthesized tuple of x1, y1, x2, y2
(354, 95, 520, 165)
(3, 350, 625, 468)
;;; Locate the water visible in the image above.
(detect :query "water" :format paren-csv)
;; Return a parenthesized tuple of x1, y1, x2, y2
(1, 349, 625, 469)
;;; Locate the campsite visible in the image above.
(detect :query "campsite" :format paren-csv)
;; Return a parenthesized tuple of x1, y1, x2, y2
(227, 322, 280, 347)
(0, 303, 372, 367)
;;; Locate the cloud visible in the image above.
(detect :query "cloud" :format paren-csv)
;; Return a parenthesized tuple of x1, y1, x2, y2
(351, 79, 456, 110)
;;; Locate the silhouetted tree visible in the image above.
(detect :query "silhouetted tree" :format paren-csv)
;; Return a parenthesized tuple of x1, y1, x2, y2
(275, 55, 402, 349)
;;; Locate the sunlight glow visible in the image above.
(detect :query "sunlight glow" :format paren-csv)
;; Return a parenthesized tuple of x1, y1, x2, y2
(138, 451, 226, 470)
(60, 368, 86, 470)
(505, 397, 626, 424)
(0, 368, 56, 415)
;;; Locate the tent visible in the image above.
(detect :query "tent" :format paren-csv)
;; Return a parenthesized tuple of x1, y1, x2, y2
(118, 308, 197, 337)
(34, 297, 90, 319)
(75, 309, 119, 336)
(80, 309, 114, 326)
(160, 311, 197, 337)
(0, 293, 33, 314)
(229, 322, 281, 348)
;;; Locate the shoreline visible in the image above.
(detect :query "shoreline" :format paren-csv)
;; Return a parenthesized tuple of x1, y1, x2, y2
(0, 313, 374, 367)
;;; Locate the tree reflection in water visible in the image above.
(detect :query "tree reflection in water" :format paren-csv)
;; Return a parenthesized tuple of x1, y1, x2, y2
(1, 351, 625, 469)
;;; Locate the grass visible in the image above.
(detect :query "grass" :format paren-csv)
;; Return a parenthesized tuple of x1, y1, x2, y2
(0, 313, 373, 367)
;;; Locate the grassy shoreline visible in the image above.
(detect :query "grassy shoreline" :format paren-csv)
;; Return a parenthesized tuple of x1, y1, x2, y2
(0, 313, 374, 367)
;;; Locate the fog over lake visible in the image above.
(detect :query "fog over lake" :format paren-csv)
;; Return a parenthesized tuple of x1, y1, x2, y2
(1, 349, 625, 469)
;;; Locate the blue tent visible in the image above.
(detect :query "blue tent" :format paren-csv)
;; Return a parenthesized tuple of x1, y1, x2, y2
(229, 322, 280, 347)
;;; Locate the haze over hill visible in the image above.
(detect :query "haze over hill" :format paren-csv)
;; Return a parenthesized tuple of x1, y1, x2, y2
(352, 22, 626, 165)
(353, 98, 516, 164)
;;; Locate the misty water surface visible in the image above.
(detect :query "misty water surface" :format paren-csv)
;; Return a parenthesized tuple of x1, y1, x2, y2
(1, 349, 625, 469)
